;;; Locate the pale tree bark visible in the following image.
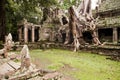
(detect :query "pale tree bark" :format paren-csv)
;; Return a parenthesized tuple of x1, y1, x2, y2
(67, 0, 101, 51)
(77, 0, 101, 45)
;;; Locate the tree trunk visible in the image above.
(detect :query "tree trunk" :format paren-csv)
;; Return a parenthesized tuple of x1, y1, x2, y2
(91, 30, 101, 45)
(69, 6, 82, 52)
(0, 0, 6, 41)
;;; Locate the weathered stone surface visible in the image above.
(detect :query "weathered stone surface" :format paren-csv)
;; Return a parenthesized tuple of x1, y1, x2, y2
(98, 0, 120, 12)
(0, 60, 20, 79)
(0, 33, 14, 58)
(0, 48, 4, 55)
(20, 45, 33, 72)
(42, 72, 62, 80)
(0, 63, 14, 75)
(9, 53, 17, 60)
(0, 44, 65, 80)
(7, 61, 21, 70)
(39, 27, 52, 41)
(5, 33, 14, 49)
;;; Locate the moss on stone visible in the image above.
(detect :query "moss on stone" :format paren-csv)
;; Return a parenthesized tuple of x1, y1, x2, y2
(98, 0, 120, 12)
(97, 16, 120, 27)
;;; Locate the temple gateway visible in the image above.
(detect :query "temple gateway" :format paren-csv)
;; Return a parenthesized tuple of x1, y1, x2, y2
(17, 19, 41, 43)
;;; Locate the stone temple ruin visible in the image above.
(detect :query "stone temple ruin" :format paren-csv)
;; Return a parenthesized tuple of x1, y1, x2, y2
(17, 7, 70, 43)
(0, 43, 63, 79)
(16, 0, 101, 51)
(0, 33, 14, 58)
(17, 18, 41, 43)
(16, 0, 120, 60)
(17, 0, 120, 48)
(13, 0, 118, 58)
(0, 0, 120, 79)
(96, 0, 120, 44)
(0, 33, 64, 80)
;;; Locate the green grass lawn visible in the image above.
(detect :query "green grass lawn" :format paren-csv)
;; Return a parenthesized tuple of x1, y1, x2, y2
(30, 49, 120, 80)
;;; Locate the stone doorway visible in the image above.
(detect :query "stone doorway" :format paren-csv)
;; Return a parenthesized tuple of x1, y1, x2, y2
(28, 29, 32, 42)
(98, 28, 113, 43)
(83, 31, 92, 44)
(117, 28, 120, 43)
(35, 27, 39, 42)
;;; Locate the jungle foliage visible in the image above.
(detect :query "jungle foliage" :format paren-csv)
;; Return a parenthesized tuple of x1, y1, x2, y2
(0, 0, 81, 41)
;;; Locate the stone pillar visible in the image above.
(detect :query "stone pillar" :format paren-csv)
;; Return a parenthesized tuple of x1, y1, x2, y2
(38, 27, 41, 41)
(24, 24, 28, 43)
(113, 28, 118, 43)
(18, 28, 22, 41)
(32, 26, 35, 42)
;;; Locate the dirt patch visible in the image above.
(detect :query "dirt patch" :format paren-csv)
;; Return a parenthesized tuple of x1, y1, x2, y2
(33, 58, 76, 80)
(59, 63, 77, 71)
(32, 58, 51, 69)
(60, 76, 74, 80)
(57, 63, 77, 80)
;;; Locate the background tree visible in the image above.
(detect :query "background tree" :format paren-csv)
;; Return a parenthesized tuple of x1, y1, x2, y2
(0, 0, 81, 41)
(0, 0, 58, 41)
(0, 0, 6, 41)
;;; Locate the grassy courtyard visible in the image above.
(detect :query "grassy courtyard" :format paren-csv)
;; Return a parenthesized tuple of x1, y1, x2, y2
(30, 49, 120, 80)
